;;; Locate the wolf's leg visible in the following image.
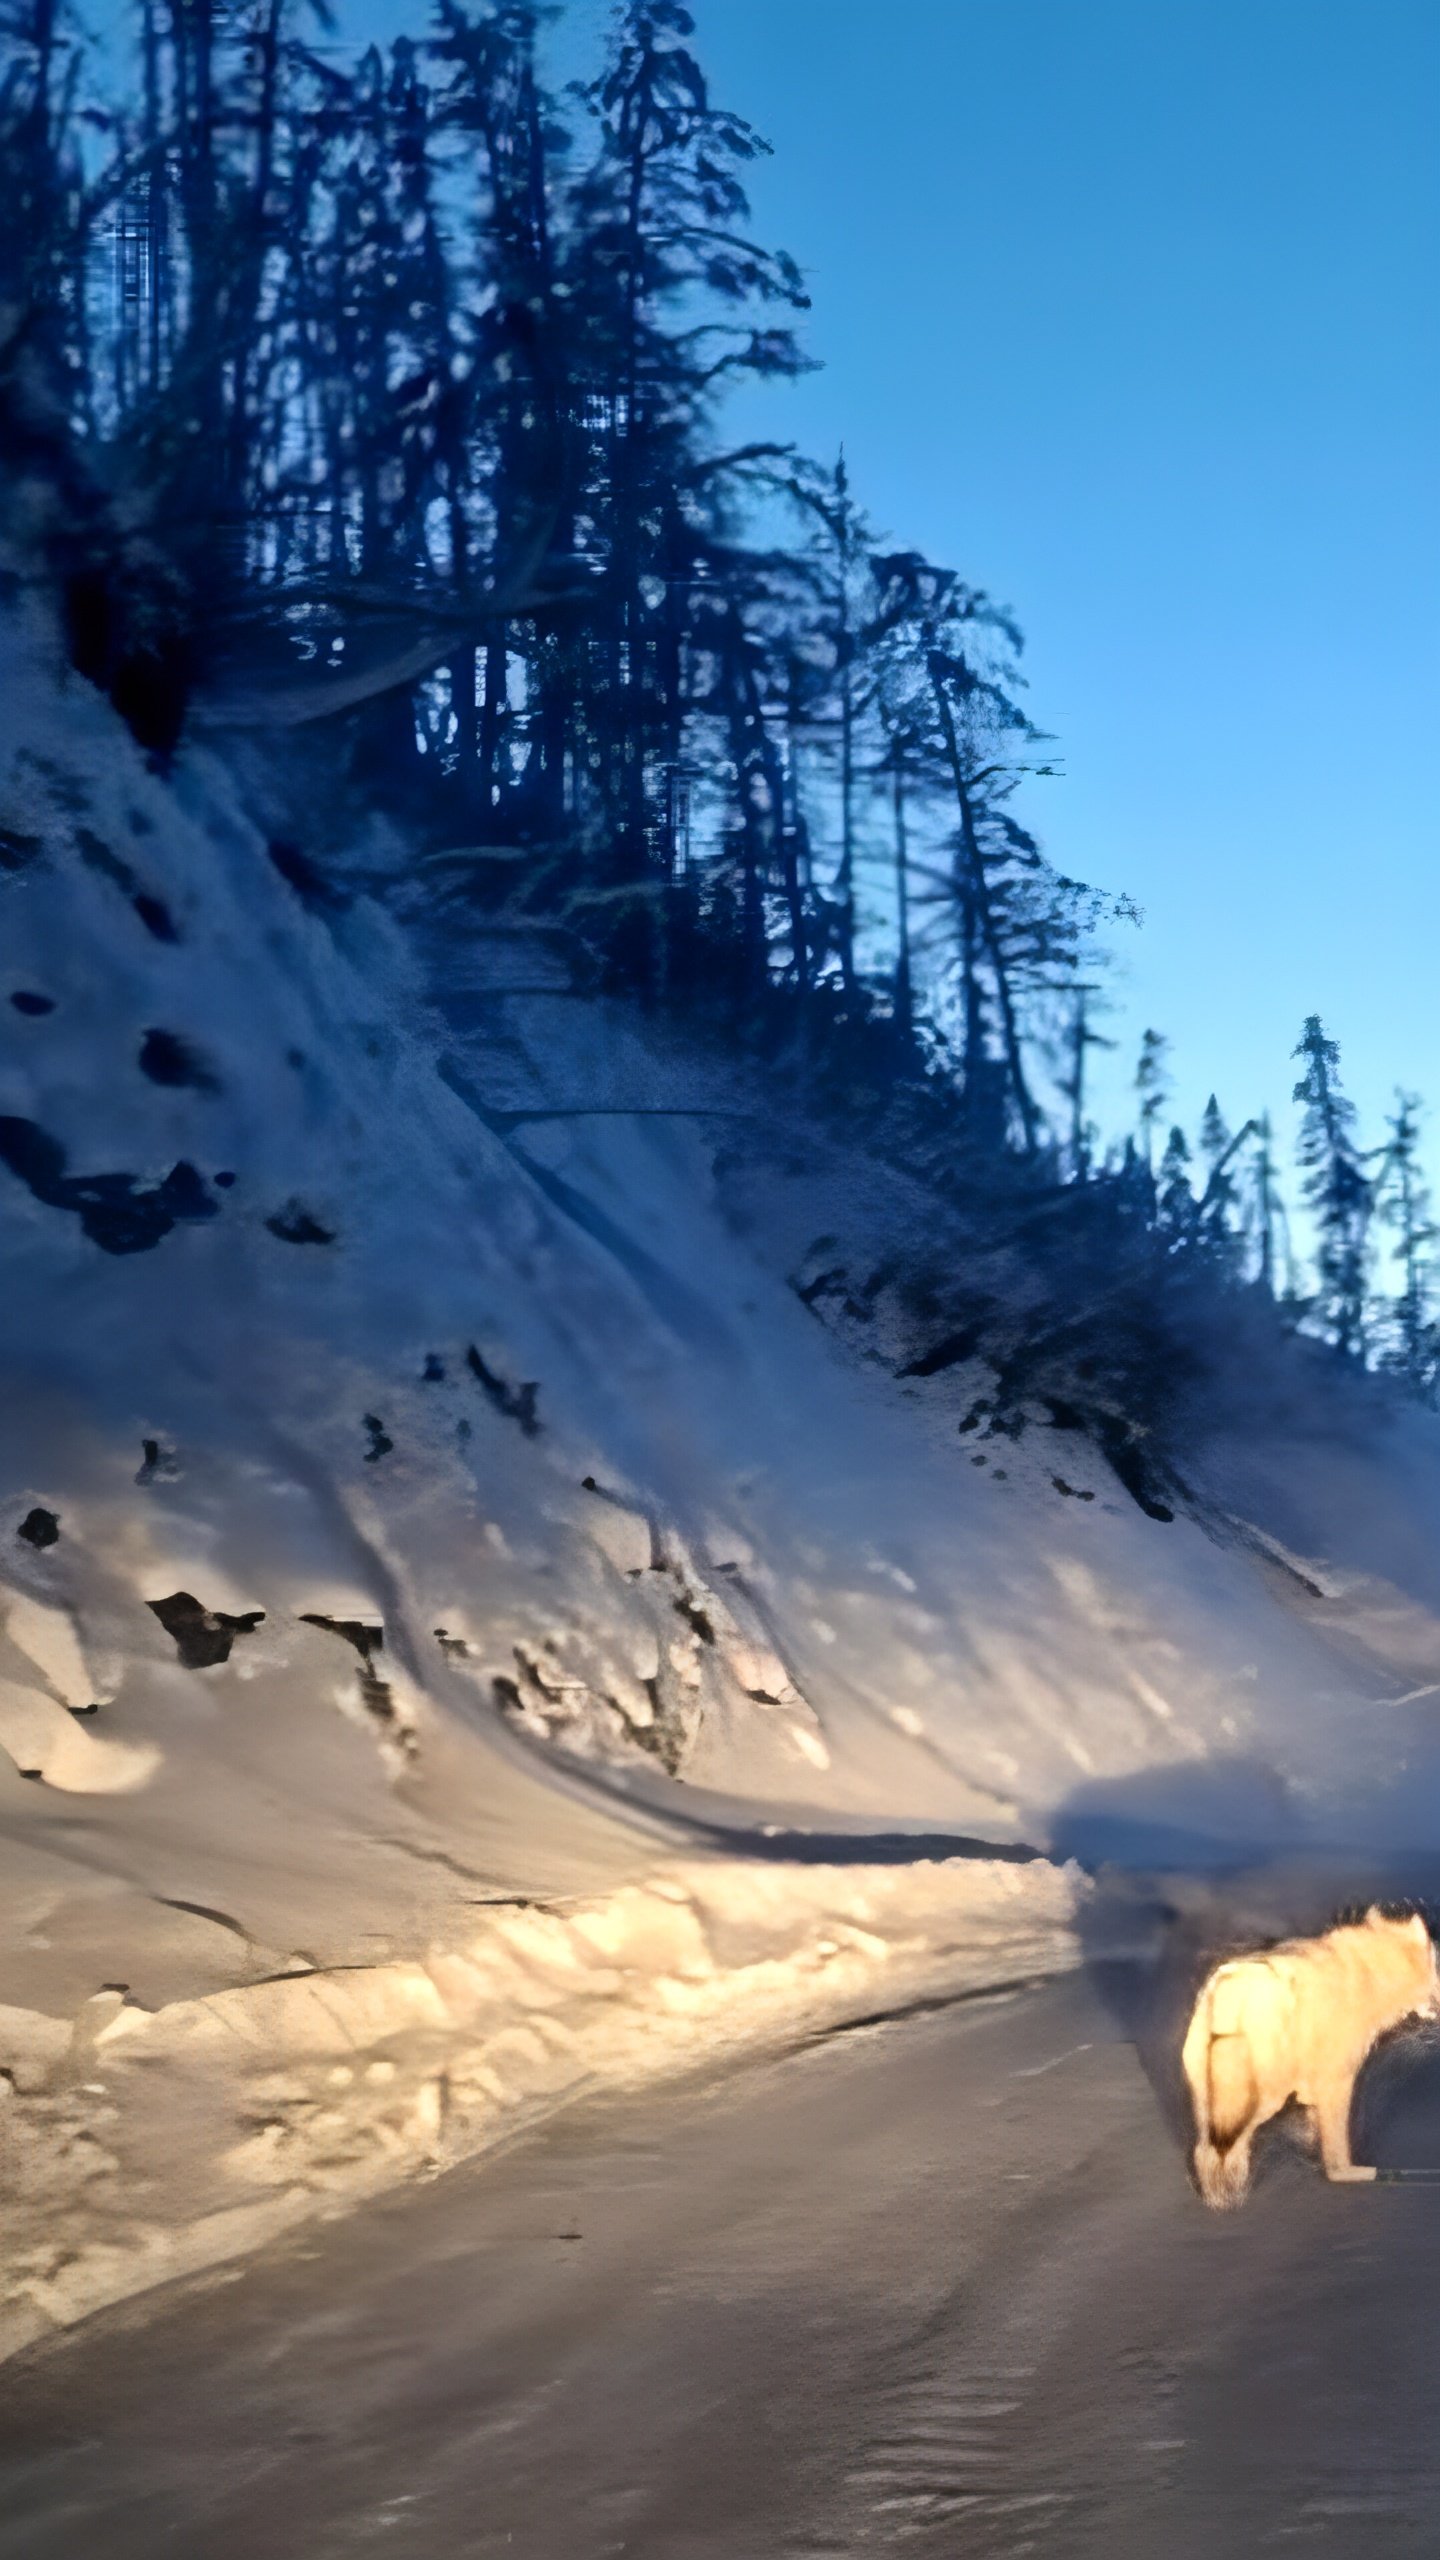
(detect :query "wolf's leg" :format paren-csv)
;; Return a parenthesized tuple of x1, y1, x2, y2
(1316, 2078, 1376, 2184)
(1192, 2032, 1261, 2207)
(1193, 2136, 1232, 2206)
(1211, 2124, 1256, 2205)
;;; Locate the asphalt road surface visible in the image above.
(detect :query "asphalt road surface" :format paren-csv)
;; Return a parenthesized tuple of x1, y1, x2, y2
(5, 1962, 1440, 2559)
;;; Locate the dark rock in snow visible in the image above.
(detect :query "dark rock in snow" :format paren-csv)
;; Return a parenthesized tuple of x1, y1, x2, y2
(74, 832, 180, 938)
(148, 1590, 265, 1670)
(0, 825, 44, 873)
(265, 1200, 336, 1246)
(10, 990, 55, 1015)
(75, 826, 137, 893)
(898, 1322, 986, 1380)
(465, 1343, 540, 1436)
(17, 1507, 60, 1549)
(299, 1614, 383, 1663)
(139, 1028, 221, 1091)
(267, 837, 348, 914)
(1095, 1418, 1176, 1524)
(793, 1264, 845, 1311)
(153, 1160, 213, 1221)
(16, 747, 87, 814)
(299, 1613, 395, 1724)
(672, 1587, 715, 1644)
(1045, 1397, 1089, 1433)
(136, 1438, 180, 1485)
(362, 1414, 393, 1463)
(133, 892, 179, 943)
(421, 1354, 446, 1382)
(0, 1117, 221, 1253)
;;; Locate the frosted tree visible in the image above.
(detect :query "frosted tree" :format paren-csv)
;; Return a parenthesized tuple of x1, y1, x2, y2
(1157, 1125, 1195, 1244)
(1198, 1093, 1229, 1175)
(1134, 1030, 1169, 1170)
(1245, 1110, 1287, 1298)
(1195, 1094, 1244, 1266)
(863, 549, 1107, 1156)
(1292, 1015, 1371, 1361)
(1058, 983, 1114, 1182)
(1374, 1092, 1435, 1396)
(566, 0, 809, 940)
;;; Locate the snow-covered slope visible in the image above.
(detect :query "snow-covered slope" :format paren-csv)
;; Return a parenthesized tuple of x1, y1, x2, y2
(5, 602, 1440, 2351)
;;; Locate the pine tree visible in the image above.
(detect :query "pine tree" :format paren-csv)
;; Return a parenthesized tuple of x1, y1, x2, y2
(866, 550, 1080, 1154)
(787, 451, 878, 994)
(0, 0, 84, 404)
(1134, 1029, 1169, 1170)
(1059, 984, 1113, 1182)
(1195, 1094, 1242, 1265)
(1245, 1110, 1285, 1296)
(875, 720, 926, 1039)
(430, 0, 567, 821)
(1157, 1124, 1195, 1244)
(871, 609, 937, 1043)
(1375, 1092, 1435, 1396)
(1292, 1015, 1371, 1361)
(565, 0, 809, 951)
(1198, 1093, 1228, 1176)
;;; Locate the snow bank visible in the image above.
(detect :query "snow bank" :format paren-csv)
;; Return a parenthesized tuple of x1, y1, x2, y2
(0, 1848, 1079, 2363)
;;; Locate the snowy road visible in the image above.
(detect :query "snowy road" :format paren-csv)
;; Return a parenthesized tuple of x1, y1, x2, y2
(5, 1964, 1440, 2558)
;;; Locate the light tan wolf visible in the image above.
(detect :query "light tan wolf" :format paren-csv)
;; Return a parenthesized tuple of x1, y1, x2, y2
(1181, 1906, 1438, 2208)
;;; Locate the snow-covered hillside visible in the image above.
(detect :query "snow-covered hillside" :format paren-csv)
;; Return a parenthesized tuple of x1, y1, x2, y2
(6, 602, 1440, 2354)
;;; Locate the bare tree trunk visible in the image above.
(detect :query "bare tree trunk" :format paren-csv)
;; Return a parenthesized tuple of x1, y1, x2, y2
(833, 454, 857, 994)
(225, 0, 284, 522)
(927, 651, 1040, 1155)
(892, 753, 912, 1037)
(141, 0, 167, 391)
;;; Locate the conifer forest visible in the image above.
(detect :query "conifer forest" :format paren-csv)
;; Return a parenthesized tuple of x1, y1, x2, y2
(1, 0, 1433, 1390)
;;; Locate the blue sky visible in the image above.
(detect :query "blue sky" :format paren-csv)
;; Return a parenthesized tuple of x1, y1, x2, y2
(672, 0, 1440, 1162)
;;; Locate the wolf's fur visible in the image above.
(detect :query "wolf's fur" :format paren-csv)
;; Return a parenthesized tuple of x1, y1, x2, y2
(1181, 1907, 1438, 2208)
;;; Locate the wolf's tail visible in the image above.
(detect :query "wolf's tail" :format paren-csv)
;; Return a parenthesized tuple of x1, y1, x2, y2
(1182, 1972, 1254, 2209)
